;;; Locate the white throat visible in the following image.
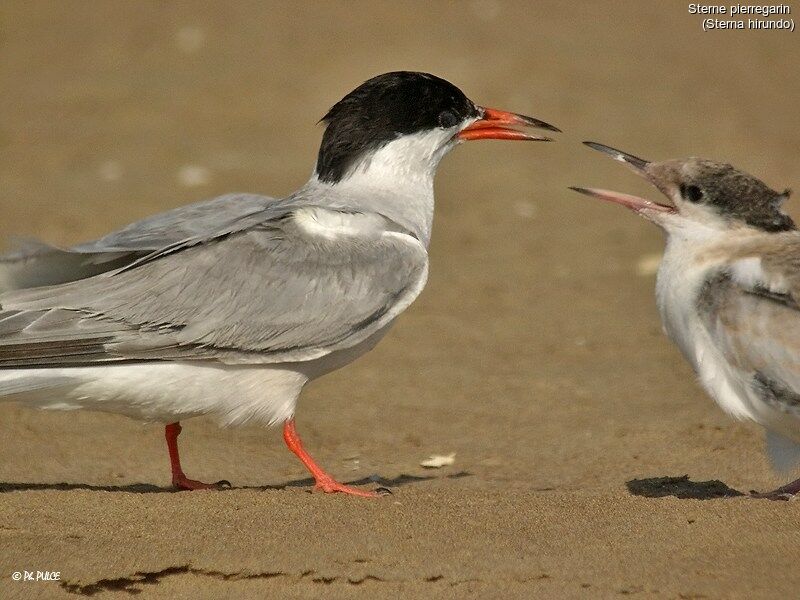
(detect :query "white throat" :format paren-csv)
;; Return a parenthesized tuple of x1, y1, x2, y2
(307, 129, 457, 247)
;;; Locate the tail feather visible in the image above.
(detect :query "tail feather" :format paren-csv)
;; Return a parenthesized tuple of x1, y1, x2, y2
(0, 372, 79, 399)
(0, 241, 134, 293)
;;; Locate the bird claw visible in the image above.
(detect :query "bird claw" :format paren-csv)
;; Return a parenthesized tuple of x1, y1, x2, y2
(749, 489, 798, 501)
(313, 477, 383, 498)
(173, 476, 231, 491)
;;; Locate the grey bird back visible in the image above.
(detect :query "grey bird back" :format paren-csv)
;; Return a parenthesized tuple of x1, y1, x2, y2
(0, 194, 275, 291)
(0, 195, 428, 368)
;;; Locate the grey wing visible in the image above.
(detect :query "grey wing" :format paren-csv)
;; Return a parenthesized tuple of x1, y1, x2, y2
(699, 269, 800, 416)
(0, 193, 277, 291)
(0, 212, 428, 367)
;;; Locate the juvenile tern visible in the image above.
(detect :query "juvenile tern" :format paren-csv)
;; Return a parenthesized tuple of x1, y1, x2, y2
(572, 141, 800, 499)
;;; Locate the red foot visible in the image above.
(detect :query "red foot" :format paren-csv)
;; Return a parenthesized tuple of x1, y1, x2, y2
(314, 476, 380, 498)
(750, 478, 800, 501)
(172, 475, 229, 491)
(165, 422, 231, 491)
(283, 419, 382, 498)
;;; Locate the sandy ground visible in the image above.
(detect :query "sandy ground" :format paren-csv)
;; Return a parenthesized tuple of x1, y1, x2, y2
(1, 1, 799, 598)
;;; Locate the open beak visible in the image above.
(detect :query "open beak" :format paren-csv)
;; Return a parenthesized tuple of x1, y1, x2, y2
(569, 142, 674, 214)
(457, 107, 560, 142)
(568, 187, 674, 213)
(583, 141, 649, 175)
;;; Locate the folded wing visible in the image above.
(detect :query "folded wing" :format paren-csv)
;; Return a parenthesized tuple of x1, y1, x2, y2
(698, 257, 800, 416)
(0, 193, 276, 291)
(0, 208, 428, 367)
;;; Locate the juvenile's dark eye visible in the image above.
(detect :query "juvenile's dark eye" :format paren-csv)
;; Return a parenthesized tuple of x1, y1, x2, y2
(680, 184, 704, 203)
(437, 109, 459, 129)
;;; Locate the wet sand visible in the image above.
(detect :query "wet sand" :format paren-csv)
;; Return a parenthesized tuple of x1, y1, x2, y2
(1, 2, 798, 598)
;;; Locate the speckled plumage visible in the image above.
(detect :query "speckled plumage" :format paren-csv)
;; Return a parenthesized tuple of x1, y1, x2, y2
(575, 142, 800, 496)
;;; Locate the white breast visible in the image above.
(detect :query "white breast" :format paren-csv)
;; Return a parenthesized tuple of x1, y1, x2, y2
(656, 235, 757, 421)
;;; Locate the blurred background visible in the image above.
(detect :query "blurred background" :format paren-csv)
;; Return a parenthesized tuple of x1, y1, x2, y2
(0, 0, 798, 493)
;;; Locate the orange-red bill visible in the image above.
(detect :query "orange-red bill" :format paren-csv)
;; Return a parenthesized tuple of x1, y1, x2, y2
(569, 187, 674, 213)
(457, 106, 560, 142)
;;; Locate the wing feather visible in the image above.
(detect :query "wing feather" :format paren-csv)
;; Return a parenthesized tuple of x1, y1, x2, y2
(0, 193, 277, 292)
(699, 258, 800, 412)
(0, 207, 428, 367)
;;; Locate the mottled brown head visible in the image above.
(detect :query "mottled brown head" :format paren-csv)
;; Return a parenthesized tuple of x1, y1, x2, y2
(649, 158, 793, 232)
(571, 142, 794, 233)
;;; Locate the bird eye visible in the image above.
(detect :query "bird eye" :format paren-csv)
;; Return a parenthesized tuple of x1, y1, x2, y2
(680, 184, 704, 203)
(437, 110, 459, 129)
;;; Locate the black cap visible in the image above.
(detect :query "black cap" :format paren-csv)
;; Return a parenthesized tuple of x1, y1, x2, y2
(316, 71, 479, 184)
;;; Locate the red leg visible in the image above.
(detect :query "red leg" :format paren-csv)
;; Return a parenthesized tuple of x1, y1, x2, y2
(751, 477, 800, 501)
(282, 419, 378, 498)
(165, 422, 229, 490)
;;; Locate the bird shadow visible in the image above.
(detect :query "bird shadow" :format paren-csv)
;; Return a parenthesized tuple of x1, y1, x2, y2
(626, 475, 744, 500)
(0, 471, 472, 494)
(245, 472, 443, 492)
(0, 481, 168, 494)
